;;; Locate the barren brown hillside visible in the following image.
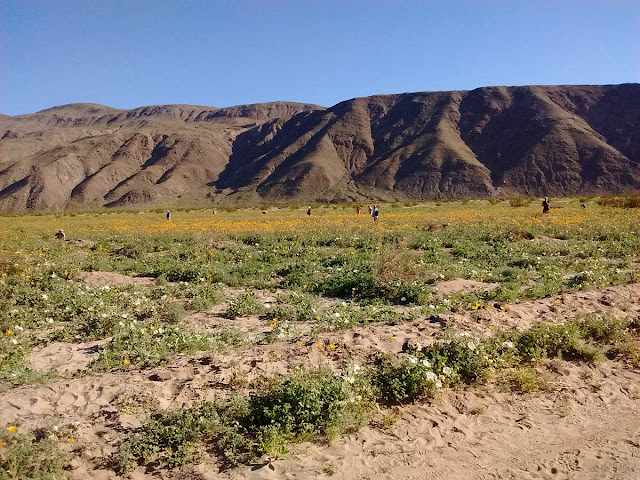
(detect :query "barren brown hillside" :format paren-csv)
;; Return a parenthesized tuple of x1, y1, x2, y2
(0, 84, 638, 212)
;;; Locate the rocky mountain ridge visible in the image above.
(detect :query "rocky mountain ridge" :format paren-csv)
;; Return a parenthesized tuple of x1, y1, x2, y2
(0, 84, 638, 212)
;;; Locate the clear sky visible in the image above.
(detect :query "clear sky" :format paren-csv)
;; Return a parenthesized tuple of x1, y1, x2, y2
(1, 0, 638, 115)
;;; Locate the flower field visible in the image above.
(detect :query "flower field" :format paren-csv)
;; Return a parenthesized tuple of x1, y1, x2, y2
(1, 197, 639, 479)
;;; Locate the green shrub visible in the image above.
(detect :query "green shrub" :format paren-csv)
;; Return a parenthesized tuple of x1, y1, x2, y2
(0, 432, 70, 480)
(318, 268, 374, 298)
(117, 369, 373, 472)
(502, 367, 550, 394)
(270, 292, 319, 322)
(372, 353, 441, 403)
(161, 302, 187, 323)
(515, 322, 603, 362)
(579, 315, 632, 344)
(597, 195, 640, 209)
(189, 285, 223, 312)
(251, 368, 373, 442)
(91, 323, 243, 371)
(509, 197, 532, 208)
(422, 334, 494, 384)
(225, 291, 266, 319)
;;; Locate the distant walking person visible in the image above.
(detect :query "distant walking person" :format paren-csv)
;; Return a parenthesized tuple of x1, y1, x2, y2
(166, 210, 172, 221)
(368, 205, 373, 215)
(356, 205, 361, 215)
(372, 205, 379, 222)
(542, 197, 550, 214)
(307, 206, 312, 216)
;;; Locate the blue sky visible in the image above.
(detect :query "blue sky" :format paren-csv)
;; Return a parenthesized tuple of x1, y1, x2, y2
(1, 0, 638, 115)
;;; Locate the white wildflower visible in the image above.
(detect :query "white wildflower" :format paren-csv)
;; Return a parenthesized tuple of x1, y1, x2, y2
(426, 371, 437, 381)
(442, 366, 453, 376)
(408, 356, 418, 364)
(502, 341, 515, 349)
(421, 358, 432, 368)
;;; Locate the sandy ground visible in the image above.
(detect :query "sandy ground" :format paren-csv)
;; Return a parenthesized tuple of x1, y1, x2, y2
(3, 281, 640, 479)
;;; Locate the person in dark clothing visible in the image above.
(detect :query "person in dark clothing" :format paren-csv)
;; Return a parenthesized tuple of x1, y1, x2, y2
(542, 197, 550, 214)
(166, 210, 172, 221)
(307, 206, 312, 216)
(372, 205, 379, 222)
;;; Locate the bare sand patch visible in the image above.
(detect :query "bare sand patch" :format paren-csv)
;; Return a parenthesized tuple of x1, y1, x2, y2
(77, 271, 155, 288)
(532, 235, 568, 244)
(30, 339, 109, 373)
(435, 278, 498, 295)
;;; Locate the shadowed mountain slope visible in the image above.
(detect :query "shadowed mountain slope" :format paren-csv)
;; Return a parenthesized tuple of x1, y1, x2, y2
(0, 85, 638, 212)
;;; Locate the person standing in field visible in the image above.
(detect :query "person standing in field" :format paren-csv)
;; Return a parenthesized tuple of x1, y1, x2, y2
(542, 197, 550, 214)
(356, 205, 361, 215)
(372, 205, 379, 222)
(368, 205, 372, 215)
(307, 206, 312, 216)
(166, 210, 172, 221)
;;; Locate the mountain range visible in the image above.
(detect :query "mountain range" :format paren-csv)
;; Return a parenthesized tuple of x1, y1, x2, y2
(1, 84, 638, 212)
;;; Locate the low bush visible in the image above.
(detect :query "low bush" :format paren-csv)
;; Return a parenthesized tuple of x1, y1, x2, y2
(597, 195, 640, 209)
(117, 368, 373, 472)
(372, 353, 441, 403)
(225, 291, 266, 319)
(91, 323, 243, 371)
(0, 431, 70, 480)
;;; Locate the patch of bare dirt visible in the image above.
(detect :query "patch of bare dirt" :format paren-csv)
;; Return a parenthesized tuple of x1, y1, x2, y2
(435, 278, 498, 296)
(531, 235, 568, 244)
(30, 339, 109, 373)
(77, 271, 155, 288)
